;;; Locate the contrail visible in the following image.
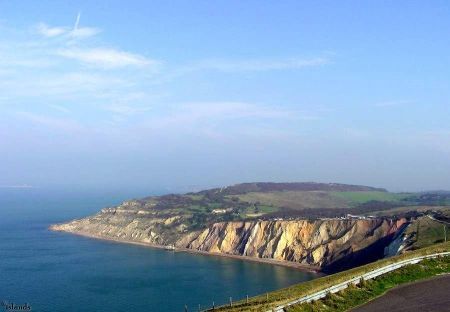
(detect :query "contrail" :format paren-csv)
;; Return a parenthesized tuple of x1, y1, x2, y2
(74, 11, 81, 31)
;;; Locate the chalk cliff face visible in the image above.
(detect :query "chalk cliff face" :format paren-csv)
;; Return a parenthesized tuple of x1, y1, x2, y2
(51, 205, 406, 270)
(183, 219, 406, 267)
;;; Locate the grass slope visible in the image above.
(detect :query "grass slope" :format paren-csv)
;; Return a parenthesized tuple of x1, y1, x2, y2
(235, 191, 411, 211)
(331, 192, 410, 207)
(210, 242, 450, 312)
(406, 216, 448, 249)
(236, 191, 349, 210)
(128, 183, 450, 222)
(287, 256, 450, 311)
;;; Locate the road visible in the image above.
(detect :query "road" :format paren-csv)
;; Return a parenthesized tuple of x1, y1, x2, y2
(352, 274, 450, 312)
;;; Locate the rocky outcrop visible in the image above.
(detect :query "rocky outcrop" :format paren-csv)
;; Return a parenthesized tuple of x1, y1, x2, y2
(183, 219, 406, 268)
(51, 208, 406, 271)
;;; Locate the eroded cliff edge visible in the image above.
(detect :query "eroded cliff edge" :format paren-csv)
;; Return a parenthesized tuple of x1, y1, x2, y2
(51, 183, 414, 272)
(50, 203, 406, 272)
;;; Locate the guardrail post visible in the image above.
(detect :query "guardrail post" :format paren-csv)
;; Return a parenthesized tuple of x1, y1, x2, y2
(416, 220, 420, 242)
(444, 225, 447, 242)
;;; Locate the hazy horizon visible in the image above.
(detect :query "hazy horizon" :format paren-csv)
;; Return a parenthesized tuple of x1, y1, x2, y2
(1, 1, 450, 192)
(0, 179, 447, 195)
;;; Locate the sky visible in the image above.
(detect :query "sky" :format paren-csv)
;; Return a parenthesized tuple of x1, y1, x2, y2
(0, 0, 449, 193)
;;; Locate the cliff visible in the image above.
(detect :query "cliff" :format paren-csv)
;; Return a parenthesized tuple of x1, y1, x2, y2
(50, 182, 412, 272)
(51, 207, 406, 271)
(184, 219, 406, 269)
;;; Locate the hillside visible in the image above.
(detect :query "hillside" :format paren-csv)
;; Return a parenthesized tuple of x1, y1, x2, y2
(196, 182, 387, 195)
(50, 182, 450, 272)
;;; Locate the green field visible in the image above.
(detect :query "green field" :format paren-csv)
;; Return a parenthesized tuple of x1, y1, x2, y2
(236, 191, 412, 211)
(239, 204, 279, 218)
(330, 191, 411, 206)
(139, 186, 450, 221)
(368, 205, 442, 216)
(236, 191, 350, 210)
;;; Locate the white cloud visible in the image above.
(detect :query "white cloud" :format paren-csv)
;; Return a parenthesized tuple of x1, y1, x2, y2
(74, 12, 81, 30)
(57, 48, 159, 69)
(69, 12, 101, 39)
(104, 103, 151, 116)
(16, 111, 83, 132)
(0, 71, 128, 98)
(1, 17, 328, 135)
(182, 57, 329, 73)
(35, 13, 100, 40)
(148, 101, 316, 129)
(374, 100, 412, 107)
(181, 102, 293, 119)
(130, 101, 321, 141)
(0, 184, 33, 189)
(69, 27, 101, 39)
(0, 58, 54, 68)
(49, 104, 71, 113)
(36, 23, 68, 37)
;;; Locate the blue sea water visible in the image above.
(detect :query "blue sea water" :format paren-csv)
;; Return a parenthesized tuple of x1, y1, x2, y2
(0, 188, 320, 312)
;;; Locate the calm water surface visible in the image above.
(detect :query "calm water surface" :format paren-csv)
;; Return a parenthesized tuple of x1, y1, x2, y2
(0, 189, 320, 312)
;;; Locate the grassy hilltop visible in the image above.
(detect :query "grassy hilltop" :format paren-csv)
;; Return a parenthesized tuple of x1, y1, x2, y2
(123, 182, 450, 230)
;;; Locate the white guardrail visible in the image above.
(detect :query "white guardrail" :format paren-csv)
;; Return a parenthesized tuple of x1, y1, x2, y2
(269, 251, 450, 312)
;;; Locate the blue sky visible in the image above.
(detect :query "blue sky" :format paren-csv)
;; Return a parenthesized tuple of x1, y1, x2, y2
(0, 1, 449, 192)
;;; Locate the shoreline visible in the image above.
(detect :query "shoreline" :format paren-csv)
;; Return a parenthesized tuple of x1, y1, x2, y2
(49, 227, 321, 273)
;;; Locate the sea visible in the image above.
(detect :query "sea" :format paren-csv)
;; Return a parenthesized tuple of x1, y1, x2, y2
(0, 188, 320, 312)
